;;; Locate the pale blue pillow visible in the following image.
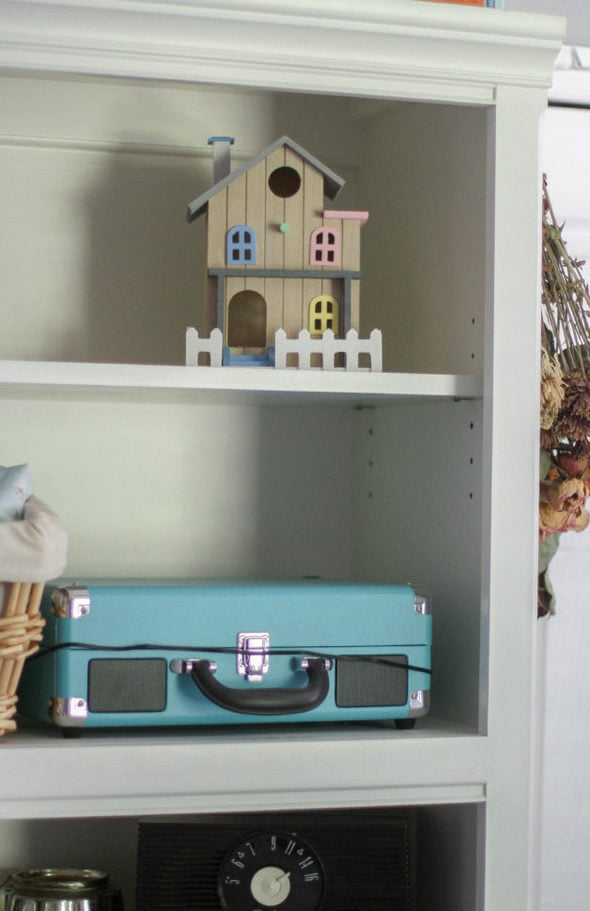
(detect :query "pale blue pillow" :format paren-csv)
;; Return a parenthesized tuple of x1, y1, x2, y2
(0, 464, 33, 521)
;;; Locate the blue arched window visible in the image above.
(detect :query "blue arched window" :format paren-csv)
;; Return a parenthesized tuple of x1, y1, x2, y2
(227, 225, 256, 265)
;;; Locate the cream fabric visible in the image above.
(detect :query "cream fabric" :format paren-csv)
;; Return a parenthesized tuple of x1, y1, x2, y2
(0, 495, 68, 583)
(0, 464, 32, 521)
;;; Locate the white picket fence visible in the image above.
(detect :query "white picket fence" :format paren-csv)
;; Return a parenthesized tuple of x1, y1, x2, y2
(274, 328, 382, 372)
(185, 326, 383, 371)
(185, 327, 223, 367)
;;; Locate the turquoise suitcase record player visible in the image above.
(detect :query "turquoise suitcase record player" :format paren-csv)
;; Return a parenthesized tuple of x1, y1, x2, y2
(17, 579, 432, 733)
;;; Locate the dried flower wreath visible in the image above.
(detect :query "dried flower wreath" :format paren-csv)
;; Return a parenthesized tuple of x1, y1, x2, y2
(539, 176, 590, 616)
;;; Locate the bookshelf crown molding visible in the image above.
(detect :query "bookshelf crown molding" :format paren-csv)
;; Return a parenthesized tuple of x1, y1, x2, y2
(0, 0, 566, 103)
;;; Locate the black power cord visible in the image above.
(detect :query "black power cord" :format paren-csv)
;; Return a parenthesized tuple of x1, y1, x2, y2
(30, 642, 432, 676)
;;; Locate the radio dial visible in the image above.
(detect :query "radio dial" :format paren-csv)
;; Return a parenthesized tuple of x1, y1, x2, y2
(217, 832, 324, 911)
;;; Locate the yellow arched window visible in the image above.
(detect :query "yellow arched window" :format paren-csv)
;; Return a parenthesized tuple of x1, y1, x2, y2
(309, 295, 339, 335)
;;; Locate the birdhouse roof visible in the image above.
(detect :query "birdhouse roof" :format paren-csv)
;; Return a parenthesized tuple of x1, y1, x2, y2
(186, 135, 345, 222)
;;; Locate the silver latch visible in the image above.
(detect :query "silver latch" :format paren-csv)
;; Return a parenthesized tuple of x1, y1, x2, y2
(51, 585, 91, 619)
(236, 632, 270, 682)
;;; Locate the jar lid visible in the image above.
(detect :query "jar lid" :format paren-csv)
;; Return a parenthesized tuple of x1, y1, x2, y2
(6, 869, 109, 897)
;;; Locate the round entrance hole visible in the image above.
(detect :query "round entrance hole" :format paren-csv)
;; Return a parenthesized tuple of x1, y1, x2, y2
(268, 166, 301, 198)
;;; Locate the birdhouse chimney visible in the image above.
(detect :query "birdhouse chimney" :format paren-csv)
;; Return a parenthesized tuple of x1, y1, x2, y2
(208, 136, 235, 184)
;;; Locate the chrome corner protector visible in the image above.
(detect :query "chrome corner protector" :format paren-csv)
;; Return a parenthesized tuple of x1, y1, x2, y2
(51, 585, 91, 619)
(412, 587, 432, 615)
(409, 689, 430, 717)
(48, 696, 88, 726)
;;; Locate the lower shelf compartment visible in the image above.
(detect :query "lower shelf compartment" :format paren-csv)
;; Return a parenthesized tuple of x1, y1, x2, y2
(0, 803, 483, 911)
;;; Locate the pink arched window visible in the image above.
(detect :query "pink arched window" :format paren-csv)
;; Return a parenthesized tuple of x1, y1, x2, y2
(310, 227, 341, 266)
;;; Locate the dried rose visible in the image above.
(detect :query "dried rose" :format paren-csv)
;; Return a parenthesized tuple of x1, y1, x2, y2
(539, 475, 590, 541)
(542, 476, 590, 512)
(539, 500, 589, 540)
(558, 452, 590, 480)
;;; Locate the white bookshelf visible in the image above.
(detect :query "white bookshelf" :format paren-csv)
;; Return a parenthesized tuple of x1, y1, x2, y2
(0, 2, 565, 909)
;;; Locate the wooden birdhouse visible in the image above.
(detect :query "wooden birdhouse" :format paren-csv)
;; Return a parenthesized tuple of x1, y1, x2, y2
(186, 136, 376, 369)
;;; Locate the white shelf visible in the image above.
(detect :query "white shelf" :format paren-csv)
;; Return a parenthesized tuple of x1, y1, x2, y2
(0, 360, 483, 405)
(0, 718, 485, 820)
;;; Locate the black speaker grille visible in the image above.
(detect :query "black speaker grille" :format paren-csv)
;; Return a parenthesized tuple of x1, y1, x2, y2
(87, 658, 167, 713)
(335, 656, 408, 707)
(136, 811, 412, 911)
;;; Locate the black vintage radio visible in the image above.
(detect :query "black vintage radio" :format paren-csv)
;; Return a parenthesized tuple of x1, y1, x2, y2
(136, 809, 414, 911)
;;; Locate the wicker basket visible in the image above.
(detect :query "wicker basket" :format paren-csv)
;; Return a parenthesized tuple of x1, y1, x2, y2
(0, 495, 68, 734)
(0, 582, 46, 734)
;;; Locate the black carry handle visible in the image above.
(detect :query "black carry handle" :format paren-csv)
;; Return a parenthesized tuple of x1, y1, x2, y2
(190, 657, 330, 716)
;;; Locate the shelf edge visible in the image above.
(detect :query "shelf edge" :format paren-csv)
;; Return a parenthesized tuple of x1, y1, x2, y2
(0, 360, 483, 403)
